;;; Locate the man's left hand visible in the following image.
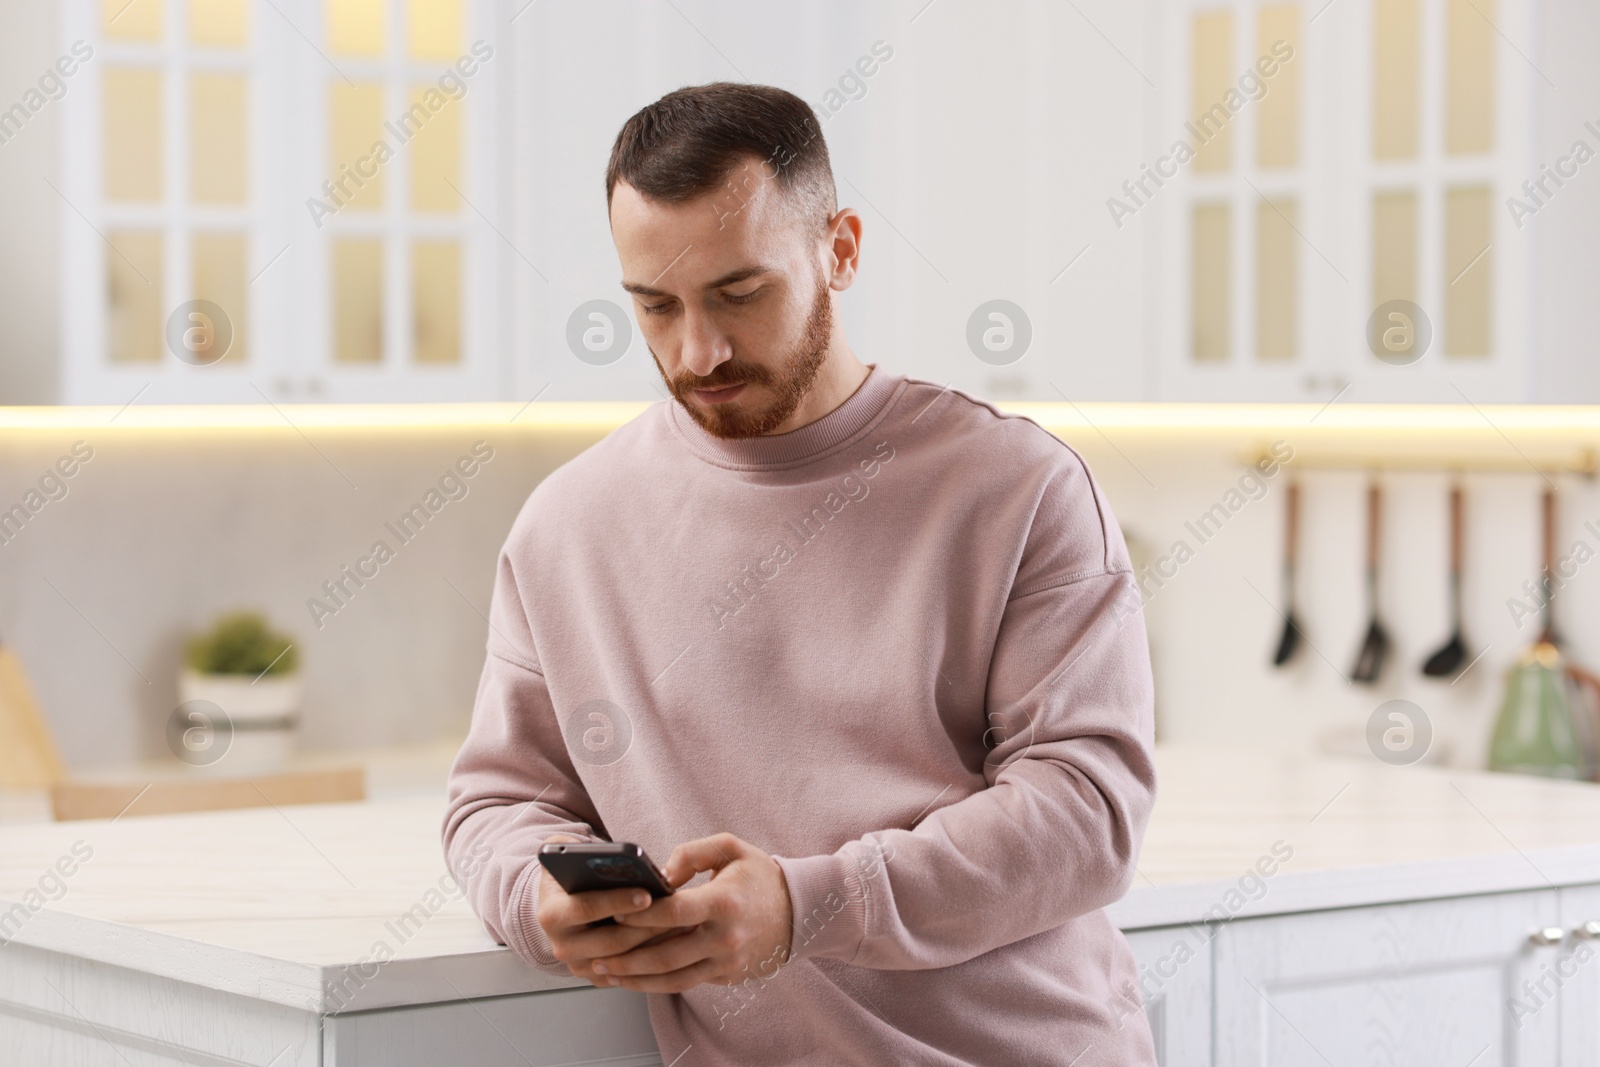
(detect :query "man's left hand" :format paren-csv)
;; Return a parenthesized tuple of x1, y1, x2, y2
(590, 832, 794, 994)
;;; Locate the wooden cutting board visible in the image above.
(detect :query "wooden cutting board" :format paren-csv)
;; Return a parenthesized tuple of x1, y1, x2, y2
(49, 765, 366, 821)
(0, 641, 66, 789)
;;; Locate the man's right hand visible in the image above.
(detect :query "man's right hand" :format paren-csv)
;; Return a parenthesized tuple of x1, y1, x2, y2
(536, 834, 691, 987)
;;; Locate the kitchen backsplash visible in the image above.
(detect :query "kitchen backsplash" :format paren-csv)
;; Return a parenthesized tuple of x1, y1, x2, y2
(0, 426, 594, 767)
(4, 410, 1598, 772)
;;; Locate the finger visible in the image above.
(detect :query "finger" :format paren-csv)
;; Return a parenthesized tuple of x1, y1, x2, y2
(565, 920, 669, 959)
(635, 925, 698, 950)
(594, 926, 713, 979)
(555, 886, 656, 930)
(598, 927, 716, 979)
(613, 957, 725, 995)
(665, 832, 744, 885)
(560, 922, 669, 981)
(614, 883, 717, 929)
(582, 927, 694, 985)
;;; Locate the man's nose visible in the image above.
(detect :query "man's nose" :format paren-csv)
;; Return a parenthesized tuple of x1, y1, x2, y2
(678, 308, 734, 378)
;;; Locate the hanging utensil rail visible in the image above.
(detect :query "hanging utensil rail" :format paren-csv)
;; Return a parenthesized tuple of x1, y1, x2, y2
(1240, 448, 1598, 479)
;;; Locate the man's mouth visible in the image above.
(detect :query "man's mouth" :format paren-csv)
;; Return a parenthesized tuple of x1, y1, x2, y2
(691, 382, 748, 405)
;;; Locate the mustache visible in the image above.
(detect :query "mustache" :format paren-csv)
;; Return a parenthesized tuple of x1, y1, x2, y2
(676, 361, 775, 391)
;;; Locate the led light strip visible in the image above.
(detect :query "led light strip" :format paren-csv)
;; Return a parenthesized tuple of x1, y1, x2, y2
(3, 402, 1600, 433)
(0, 403, 654, 431)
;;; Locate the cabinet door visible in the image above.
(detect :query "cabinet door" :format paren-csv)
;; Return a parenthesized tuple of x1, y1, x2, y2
(1215, 890, 1560, 1065)
(323, 985, 660, 1067)
(1124, 925, 1213, 1067)
(1560, 883, 1600, 1067)
(0, 940, 320, 1067)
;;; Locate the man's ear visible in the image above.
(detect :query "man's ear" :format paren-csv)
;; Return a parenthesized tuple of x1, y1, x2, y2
(824, 207, 863, 290)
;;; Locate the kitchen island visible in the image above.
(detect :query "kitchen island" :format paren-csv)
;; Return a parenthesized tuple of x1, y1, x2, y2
(4, 745, 1600, 1066)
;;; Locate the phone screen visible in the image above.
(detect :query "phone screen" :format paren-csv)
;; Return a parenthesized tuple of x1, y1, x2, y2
(538, 842, 675, 900)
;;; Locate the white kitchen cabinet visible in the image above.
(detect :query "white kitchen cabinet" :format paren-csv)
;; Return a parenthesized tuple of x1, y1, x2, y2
(322, 986, 660, 1067)
(1124, 925, 1213, 1067)
(1213, 889, 1562, 1065)
(0, 938, 320, 1067)
(55, 0, 508, 406)
(9, 750, 1600, 1065)
(1559, 883, 1600, 1067)
(1145, 0, 1551, 404)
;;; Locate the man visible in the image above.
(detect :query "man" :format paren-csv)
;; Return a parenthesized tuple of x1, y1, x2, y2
(443, 81, 1158, 1065)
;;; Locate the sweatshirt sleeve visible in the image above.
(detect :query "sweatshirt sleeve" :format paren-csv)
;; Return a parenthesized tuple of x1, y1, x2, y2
(441, 548, 605, 978)
(771, 443, 1158, 970)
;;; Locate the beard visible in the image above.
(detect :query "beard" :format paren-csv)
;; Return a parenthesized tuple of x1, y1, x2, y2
(653, 267, 833, 440)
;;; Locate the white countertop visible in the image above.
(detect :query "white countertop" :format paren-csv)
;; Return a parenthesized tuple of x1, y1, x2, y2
(1111, 745, 1600, 928)
(4, 744, 1600, 1014)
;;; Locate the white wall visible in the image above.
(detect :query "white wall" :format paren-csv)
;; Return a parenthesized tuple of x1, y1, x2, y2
(1094, 441, 1600, 769)
(5, 414, 1598, 772)
(2, 0, 1600, 773)
(0, 426, 598, 767)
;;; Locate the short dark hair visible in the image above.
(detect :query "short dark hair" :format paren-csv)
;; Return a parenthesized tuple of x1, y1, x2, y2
(605, 82, 836, 233)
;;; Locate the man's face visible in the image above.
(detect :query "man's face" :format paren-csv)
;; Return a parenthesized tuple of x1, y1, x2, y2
(611, 159, 835, 439)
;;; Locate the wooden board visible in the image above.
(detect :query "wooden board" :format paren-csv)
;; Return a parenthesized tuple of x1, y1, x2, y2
(0, 646, 65, 790)
(49, 766, 366, 822)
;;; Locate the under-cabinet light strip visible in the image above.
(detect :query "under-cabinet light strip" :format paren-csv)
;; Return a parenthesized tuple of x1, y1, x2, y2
(5, 402, 1600, 432)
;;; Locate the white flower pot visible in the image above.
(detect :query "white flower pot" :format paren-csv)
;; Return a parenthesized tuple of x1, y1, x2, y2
(176, 669, 302, 774)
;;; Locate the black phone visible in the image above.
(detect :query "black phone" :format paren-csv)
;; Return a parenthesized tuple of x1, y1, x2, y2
(538, 842, 674, 925)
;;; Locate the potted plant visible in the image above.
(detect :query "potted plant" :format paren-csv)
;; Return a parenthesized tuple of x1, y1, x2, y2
(178, 612, 300, 773)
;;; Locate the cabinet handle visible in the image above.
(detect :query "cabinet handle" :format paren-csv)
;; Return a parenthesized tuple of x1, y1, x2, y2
(1528, 927, 1566, 947)
(1573, 921, 1600, 941)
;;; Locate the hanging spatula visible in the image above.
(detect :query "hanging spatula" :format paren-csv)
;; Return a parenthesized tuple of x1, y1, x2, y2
(1272, 481, 1303, 666)
(1351, 481, 1390, 684)
(1422, 483, 1469, 677)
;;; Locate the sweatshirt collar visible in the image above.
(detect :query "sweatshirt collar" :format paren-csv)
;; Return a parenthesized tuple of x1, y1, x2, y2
(667, 363, 902, 470)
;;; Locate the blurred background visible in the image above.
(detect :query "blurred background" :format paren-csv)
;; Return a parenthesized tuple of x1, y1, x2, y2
(2, 0, 1599, 781)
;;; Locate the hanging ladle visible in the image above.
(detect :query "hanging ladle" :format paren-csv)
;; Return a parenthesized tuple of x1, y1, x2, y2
(1422, 483, 1469, 677)
(1351, 481, 1390, 684)
(1272, 481, 1303, 666)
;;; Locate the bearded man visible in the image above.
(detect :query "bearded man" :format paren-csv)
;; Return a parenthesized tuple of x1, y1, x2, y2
(443, 81, 1159, 1067)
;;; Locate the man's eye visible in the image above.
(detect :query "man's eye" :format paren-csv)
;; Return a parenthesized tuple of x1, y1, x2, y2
(641, 302, 673, 316)
(723, 290, 760, 305)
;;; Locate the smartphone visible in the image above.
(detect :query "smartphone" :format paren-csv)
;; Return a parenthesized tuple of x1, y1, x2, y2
(538, 842, 674, 926)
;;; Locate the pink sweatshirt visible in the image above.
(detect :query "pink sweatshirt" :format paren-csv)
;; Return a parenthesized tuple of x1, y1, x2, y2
(442, 364, 1158, 1065)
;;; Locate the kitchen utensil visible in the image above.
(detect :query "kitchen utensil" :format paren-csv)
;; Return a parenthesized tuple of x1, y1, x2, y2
(1488, 643, 1588, 779)
(1488, 486, 1592, 779)
(0, 629, 67, 788)
(1422, 484, 1469, 677)
(1351, 482, 1390, 684)
(1272, 481, 1303, 667)
(1539, 487, 1562, 647)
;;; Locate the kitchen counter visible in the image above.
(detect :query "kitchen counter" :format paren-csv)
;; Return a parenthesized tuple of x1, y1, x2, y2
(1113, 745, 1600, 928)
(6, 745, 1600, 1064)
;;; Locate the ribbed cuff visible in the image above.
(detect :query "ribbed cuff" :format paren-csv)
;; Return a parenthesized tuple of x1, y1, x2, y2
(507, 859, 570, 974)
(772, 852, 870, 964)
